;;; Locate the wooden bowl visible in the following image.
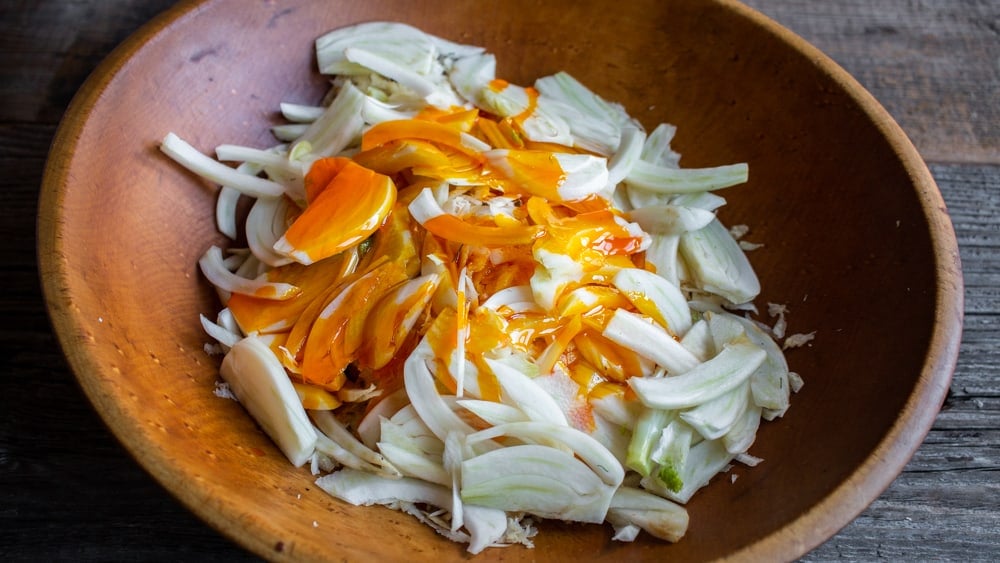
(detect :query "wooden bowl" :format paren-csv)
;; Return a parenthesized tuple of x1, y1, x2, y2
(38, 0, 963, 560)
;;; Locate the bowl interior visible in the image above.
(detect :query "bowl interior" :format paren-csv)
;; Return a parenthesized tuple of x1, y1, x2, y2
(39, 0, 961, 560)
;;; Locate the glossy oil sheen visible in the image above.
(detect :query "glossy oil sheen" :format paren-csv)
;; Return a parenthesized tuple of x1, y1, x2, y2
(37, 0, 963, 560)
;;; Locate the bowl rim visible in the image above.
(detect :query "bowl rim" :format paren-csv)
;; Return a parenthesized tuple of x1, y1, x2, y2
(37, 0, 964, 560)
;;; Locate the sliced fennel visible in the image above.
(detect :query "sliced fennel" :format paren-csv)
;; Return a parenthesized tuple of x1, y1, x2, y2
(219, 337, 317, 467)
(161, 133, 286, 198)
(316, 468, 513, 555)
(462, 444, 617, 524)
(680, 218, 761, 305)
(177, 20, 807, 554)
(629, 338, 766, 410)
(626, 160, 749, 194)
(607, 486, 689, 543)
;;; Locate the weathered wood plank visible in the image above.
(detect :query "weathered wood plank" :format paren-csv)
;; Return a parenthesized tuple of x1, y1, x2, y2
(0, 0, 177, 124)
(745, 0, 1000, 164)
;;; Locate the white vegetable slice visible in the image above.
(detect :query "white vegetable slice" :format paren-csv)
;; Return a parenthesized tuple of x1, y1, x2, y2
(447, 52, 497, 106)
(403, 340, 479, 441)
(639, 122, 682, 169)
(722, 402, 762, 454)
(443, 431, 466, 531)
(650, 418, 695, 492)
(279, 102, 324, 123)
(679, 318, 713, 362)
(484, 358, 569, 426)
(670, 191, 728, 211)
(271, 124, 309, 142)
(626, 160, 749, 194)
(457, 399, 530, 426)
(607, 486, 689, 543)
(679, 218, 761, 305)
(606, 125, 646, 188)
(612, 268, 692, 336)
(642, 438, 734, 504)
(381, 411, 444, 457)
(626, 205, 716, 235)
(198, 245, 299, 300)
(290, 80, 366, 161)
(376, 441, 449, 486)
(245, 196, 293, 268)
(311, 410, 400, 478)
(679, 380, 752, 440)
(344, 47, 439, 99)
(707, 311, 790, 413)
(215, 185, 242, 240)
(160, 132, 286, 198)
(317, 469, 452, 509)
(220, 337, 317, 467)
(626, 407, 671, 477)
(360, 95, 417, 124)
(408, 186, 448, 225)
(603, 309, 701, 374)
(316, 469, 507, 555)
(462, 505, 510, 555)
(313, 426, 387, 476)
(736, 315, 792, 412)
(315, 21, 434, 76)
(480, 285, 542, 314)
(590, 392, 642, 431)
(530, 247, 585, 311)
(643, 234, 684, 287)
(461, 444, 617, 524)
(534, 71, 628, 156)
(466, 421, 625, 486)
(199, 313, 241, 349)
(519, 99, 574, 147)
(215, 307, 242, 338)
(356, 389, 409, 449)
(214, 144, 302, 180)
(484, 150, 610, 202)
(628, 338, 766, 410)
(478, 81, 532, 117)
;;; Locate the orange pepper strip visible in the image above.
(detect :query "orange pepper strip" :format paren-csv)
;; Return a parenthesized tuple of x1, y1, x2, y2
(300, 260, 407, 390)
(227, 253, 348, 334)
(278, 248, 360, 372)
(276, 160, 396, 265)
(423, 308, 460, 395)
(340, 262, 409, 369)
(416, 107, 480, 132)
(360, 274, 439, 370)
(487, 149, 566, 200)
(465, 308, 510, 403)
(475, 118, 521, 150)
(352, 139, 453, 177)
(421, 214, 541, 247)
(303, 156, 351, 203)
(573, 328, 650, 383)
(291, 381, 343, 410)
(410, 149, 484, 184)
(362, 119, 486, 161)
(537, 314, 584, 375)
(568, 361, 607, 396)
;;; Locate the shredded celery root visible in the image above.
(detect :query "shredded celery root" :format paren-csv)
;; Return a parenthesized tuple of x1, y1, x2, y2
(161, 22, 807, 554)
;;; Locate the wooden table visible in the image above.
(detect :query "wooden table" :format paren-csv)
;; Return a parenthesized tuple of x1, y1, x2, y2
(3, 1, 997, 560)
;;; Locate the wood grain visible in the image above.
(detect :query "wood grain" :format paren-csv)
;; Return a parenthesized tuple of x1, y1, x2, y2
(2, 0, 997, 561)
(744, 0, 1000, 165)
